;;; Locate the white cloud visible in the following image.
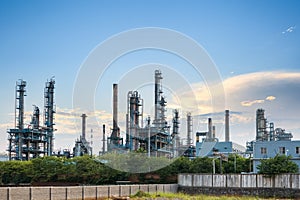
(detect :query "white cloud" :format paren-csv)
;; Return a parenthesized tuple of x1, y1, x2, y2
(240, 99, 264, 107)
(282, 25, 296, 34)
(266, 96, 276, 101)
(240, 96, 276, 107)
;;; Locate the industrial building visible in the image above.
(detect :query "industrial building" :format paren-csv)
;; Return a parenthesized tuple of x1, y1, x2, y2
(248, 109, 300, 173)
(7, 78, 56, 160)
(195, 110, 244, 157)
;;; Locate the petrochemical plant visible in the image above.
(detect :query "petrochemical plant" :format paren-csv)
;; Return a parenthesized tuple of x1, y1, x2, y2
(5, 70, 191, 160)
(4, 70, 300, 173)
(106, 70, 183, 157)
(7, 78, 56, 160)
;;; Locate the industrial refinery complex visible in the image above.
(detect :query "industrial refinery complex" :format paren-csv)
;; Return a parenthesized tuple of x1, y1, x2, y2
(4, 70, 300, 173)
(7, 78, 56, 160)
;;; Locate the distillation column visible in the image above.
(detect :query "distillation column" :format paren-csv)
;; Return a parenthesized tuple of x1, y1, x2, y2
(153, 70, 165, 128)
(10, 80, 27, 160)
(172, 109, 180, 157)
(187, 112, 192, 146)
(256, 109, 267, 141)
(31, 106, 40, 129)
(44, 78, 55, 156)
(127, 91, 143, 150)
(29, 106, 42, 159)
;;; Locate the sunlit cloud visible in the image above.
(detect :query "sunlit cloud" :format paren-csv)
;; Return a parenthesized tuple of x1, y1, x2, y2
(241, 99, 264, 107)
(266, 96, 276, 101)
(240, 95, 276, 107)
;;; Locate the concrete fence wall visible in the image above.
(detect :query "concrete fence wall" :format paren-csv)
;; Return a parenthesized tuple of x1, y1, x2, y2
(0, 184, 178, 200)
(178, 173, 300, 189)
(178, 174, 300, 198)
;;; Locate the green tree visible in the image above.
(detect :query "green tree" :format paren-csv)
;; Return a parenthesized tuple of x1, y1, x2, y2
(189, 157, 213, 173)
(71, 155, 104, 184)
(0, 160, 32, 184)
(31, 156, 64, 183)
(257, 154, 299, 174)
(223, 154, 251, 173)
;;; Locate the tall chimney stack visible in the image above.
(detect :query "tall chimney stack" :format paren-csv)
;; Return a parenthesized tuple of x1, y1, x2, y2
(225, 110, 230, 142)
(113, 84, 118, 133)
(102, 124, 105, 154)
(208, 118, 212, 140)
(81, 114, 87, 139)
(212, 125, 216, 139)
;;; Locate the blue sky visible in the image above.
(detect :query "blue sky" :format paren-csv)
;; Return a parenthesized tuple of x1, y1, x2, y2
(0, 1, 300, 153)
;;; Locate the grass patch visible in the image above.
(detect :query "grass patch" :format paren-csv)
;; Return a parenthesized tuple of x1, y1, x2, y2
(129, 191, 286, 199)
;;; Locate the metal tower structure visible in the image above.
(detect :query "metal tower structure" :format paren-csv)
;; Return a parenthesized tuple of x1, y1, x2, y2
(44, 78, 56, 156)
(172, 109, 180, 138)
(8, 80, 26, 160)
(153, 70, 167, 129)
(126, 91, 143, 150)
(106, 70, 174, 157)
(187, 112, 193, 146)
(8, 79, 53, 160)
(16, 80, 26, 130)
(31, 106, 40, 129)
(73, 113, 92, 157)
(172, 109, 180, 157)
(256, 109, 267, 141)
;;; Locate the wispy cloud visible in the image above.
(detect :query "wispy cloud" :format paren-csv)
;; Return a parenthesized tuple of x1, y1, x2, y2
(240, 99, 264, 107)
(282, 25, 296, 34)
(240, 96, 276, 107)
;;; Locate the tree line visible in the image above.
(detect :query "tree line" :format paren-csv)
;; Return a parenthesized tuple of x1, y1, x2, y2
(0, 154, 299, 185)
(0, 154, 297, 185)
